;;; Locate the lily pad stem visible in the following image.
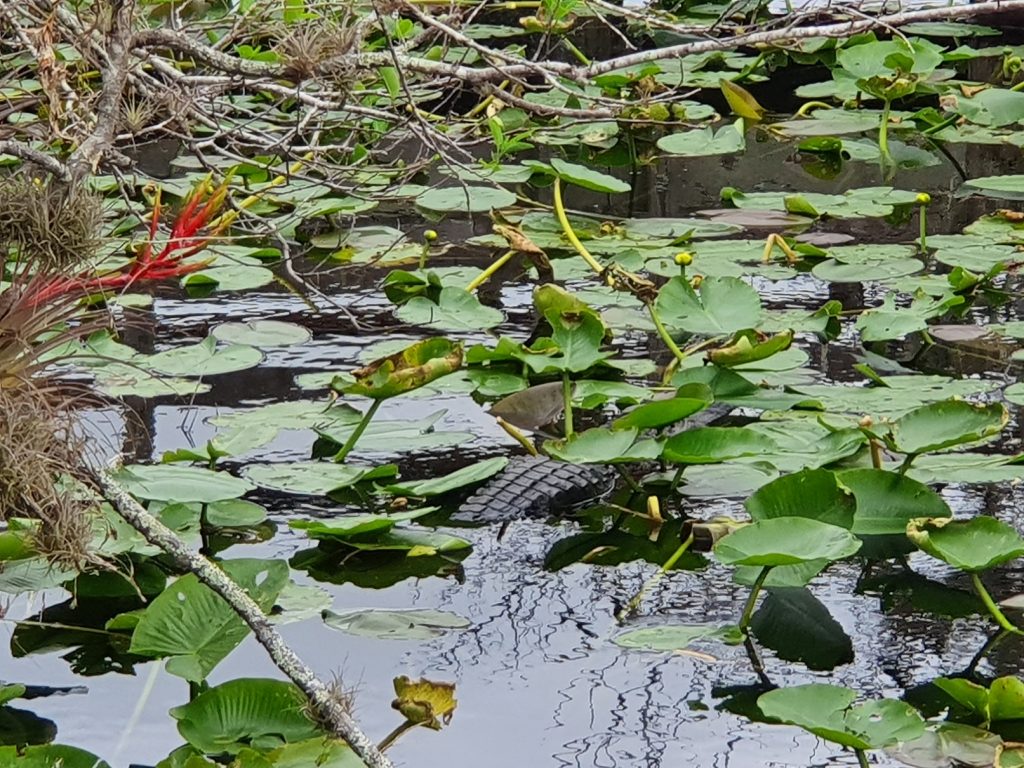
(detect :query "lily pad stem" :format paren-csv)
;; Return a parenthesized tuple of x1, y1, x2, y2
(496, 416, 539, 456)
(739, 566, 772, 633)
(647, 301, 688, 362)
(335, 399, 383, 463)
(552, 177, 609, 279)
(794, 100, 832, 118)
(618, 533, 695, 622)
(878, 98, 894, 172)
(562, 372, 574, 438)
(465, 249, 516, 292)
(856, 748, 870, 768)
(971, 573, 1023, 635)
(378, 721, 418, 752)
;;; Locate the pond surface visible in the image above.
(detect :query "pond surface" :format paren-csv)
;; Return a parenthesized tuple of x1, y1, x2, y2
(7, 128, 1024, 768)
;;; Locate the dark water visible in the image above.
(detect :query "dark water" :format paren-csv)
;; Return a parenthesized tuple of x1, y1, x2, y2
(7, 134, 1024, 768)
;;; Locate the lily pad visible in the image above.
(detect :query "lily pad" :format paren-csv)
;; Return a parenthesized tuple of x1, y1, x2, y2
(211, 320, 311, 348)
(758, 684, 926, 750)
(714, 518, 862, 567)
(111, 465, 254, 503)
(907, 517, 1024, 572)
(322, 608, 470, 640)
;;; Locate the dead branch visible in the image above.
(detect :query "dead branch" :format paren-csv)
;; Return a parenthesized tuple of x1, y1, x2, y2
(91, 467, 397, 768)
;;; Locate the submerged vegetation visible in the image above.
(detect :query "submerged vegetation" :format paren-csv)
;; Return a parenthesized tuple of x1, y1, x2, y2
(7, 0, 1024, 766)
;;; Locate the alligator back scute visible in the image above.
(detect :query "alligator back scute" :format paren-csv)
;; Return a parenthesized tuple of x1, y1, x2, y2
(456, 455, 615, 523)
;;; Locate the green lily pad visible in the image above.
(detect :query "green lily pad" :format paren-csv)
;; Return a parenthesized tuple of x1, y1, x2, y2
(715, 518, 862, 567)
(663, 426, 776, 464)
(381, 457, 509, 497)
(758, 684, 926, 750)
(838, 469, 951, 536)
(907, 517, 1024, 572)
(130, 559, 289, 682)
(888, 400, 1007, 455)
(544, 427, 662, 464)
(322, 608, 470, 640)
(655, 276, 762, 336)
(170, 678, 323, 755)
(612, 385, 713, 431)
(611, 624, 736, 652)
(415, 185, 516, 214)
(341, 337, 463, 399)
(549, 158, 630, 193)
(243, 462, 397, 495)
(657, 119, 746, 157)
(211, 320, 311, 348)
(142, 337, 263, 377)
(111, 465, 254, 503)
(396, 288, 504, 331)
(745, 468, 855, 529)
(0, 745, 111, 768)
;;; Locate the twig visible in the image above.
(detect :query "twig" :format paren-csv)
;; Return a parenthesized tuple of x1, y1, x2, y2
(0, 141, 70, 180)
(91, 468, 396, 768)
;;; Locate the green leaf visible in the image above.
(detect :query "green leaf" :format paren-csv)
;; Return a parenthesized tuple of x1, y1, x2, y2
(170, 679, 324, 755)
(611, 624, 735, 651)
(714, 518, 862, 566)
(960, 175, 1024, 201)
(657, 120, 746, 157)
(935, 676, 1024, 724)
(142, 337, 264, 377)
(612, 385, 713, 431)
(211, 320, 311, 348)
(415, 186, 517, 213)
(838, 468, 951, 535)
(745, 469, 855, 529)
(888, 400, 1007, 455)
(130, 559, 289, 682)
(322, 608, 470, 640)
(0, 745, 112, 768)
(720, 78, 765, 120)
(0, 684, 26, 707)
(111, 465, 254, 503)
(381, 457, 509, 497)
(655, 276, 762, 336)
(544, 427, 662, 463)
(396, 288, 505, 331)
(907, 516, 1024, 572)
(758, 684, 926, 750)
(244, 462, 397, 495)
(663, 426, 776, 464)
(549, 158, 631, 193)
(342, 337, 463, 399)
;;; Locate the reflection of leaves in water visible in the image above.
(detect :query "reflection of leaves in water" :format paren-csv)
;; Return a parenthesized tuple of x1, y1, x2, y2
(290, 545, 467, 589)
(10, 598, 147, 677)
(0, 706, 58, 746)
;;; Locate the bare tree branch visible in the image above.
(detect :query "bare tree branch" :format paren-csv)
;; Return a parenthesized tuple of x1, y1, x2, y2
(91, 468, 398, 768)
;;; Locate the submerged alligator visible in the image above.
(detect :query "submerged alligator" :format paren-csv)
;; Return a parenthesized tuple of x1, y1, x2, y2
(456, 455, 615, 523)
(455, 402, 735, 524)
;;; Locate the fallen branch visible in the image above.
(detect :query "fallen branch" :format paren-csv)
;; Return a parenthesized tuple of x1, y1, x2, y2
(0, 141, 70, 180)
(91, 468, 397, 768)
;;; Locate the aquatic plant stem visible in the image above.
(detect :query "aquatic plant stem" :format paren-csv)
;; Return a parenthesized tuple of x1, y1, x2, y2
(334, 400, 382, 463)
(971, 573, 1023, 635)
(552, 177, 607, 278)
(878, 99, 894, 173)
(496, 417, 539, 456)
(618, 532, 695, 621)
(647, 301, 688, 363)
(465, 249, 516, 292)
(856, 748, 870, 768)
(92, 469, 396, 768)
(739, 566, 772, 633)
(562, 372, 574, 438)
(377, 721, 418, 752)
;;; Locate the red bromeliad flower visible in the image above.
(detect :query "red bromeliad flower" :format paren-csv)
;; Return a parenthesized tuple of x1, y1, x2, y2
(29, 178, 230, 307)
